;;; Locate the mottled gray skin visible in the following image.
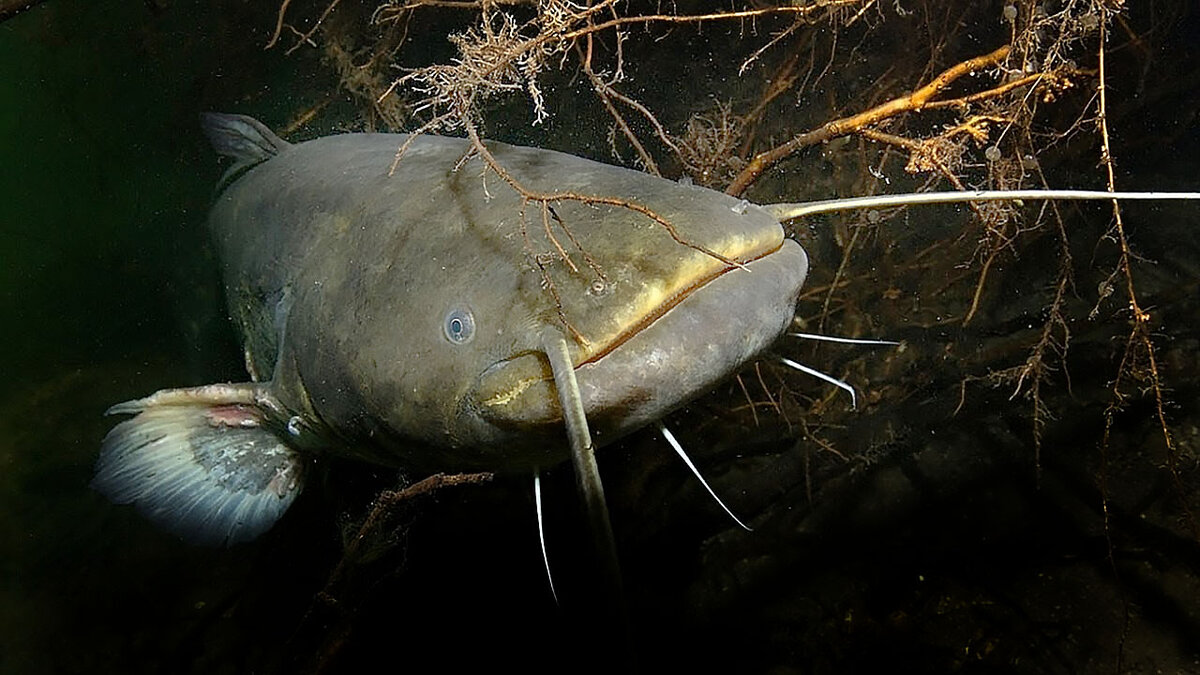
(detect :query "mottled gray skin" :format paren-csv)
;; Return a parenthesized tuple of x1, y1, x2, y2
(210, 130, 808, 472)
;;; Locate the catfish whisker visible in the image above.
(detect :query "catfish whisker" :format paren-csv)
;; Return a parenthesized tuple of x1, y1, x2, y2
(764, 189, 1200, 222)
(533, 470, 558, 605)
(657, 422, 752, 532)
(788, 331, 900, 346)
(779, 357, 858, 411)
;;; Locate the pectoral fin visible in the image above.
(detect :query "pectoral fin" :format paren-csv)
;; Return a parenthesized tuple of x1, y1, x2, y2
(92, 384, 304, 546)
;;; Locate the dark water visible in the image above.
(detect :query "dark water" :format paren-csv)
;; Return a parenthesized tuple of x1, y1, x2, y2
(3, 1, 1200, 673)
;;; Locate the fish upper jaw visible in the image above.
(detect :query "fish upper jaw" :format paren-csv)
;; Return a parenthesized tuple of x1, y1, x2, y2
(468, 239, 809, 448)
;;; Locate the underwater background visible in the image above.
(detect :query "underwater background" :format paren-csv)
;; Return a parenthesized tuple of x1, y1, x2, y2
(2, 1, 1199, 673)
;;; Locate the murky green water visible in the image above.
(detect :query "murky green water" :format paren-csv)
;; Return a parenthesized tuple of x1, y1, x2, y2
(1, 3, 302, 671)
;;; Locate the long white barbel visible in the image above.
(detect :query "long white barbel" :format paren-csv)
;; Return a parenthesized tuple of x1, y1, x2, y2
(764, 189, 1200, 222)
(658, 422, 752, 532)
(779, 357, 858, 410)
(789, 332, 900, 346)
(533, 471, 557, 605)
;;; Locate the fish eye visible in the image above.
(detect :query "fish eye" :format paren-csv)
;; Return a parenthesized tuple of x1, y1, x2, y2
(443, 307, 475, 345)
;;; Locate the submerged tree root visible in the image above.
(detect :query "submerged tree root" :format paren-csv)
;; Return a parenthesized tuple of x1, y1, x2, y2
(255, 1, 1198, 669)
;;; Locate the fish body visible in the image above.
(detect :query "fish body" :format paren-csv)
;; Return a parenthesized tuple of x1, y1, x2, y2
(92, 114, 809, 544)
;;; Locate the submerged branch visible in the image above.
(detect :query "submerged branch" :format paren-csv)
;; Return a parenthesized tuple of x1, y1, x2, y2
(726, 45, 1016, 195)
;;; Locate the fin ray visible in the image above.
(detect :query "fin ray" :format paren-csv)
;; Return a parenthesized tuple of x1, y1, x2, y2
(93, 397, 303, 546)
(200, 112, 291, 189)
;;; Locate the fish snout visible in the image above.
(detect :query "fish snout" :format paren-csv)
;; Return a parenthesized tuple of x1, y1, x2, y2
(469, 240, 809, 448)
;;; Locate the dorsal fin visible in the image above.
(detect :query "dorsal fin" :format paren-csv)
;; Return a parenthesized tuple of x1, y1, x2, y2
(200, 113, 291, 188)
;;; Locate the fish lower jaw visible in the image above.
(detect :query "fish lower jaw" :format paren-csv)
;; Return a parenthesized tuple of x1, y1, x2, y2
(470, 240, 809, 444)
(479, 375, 539, 408)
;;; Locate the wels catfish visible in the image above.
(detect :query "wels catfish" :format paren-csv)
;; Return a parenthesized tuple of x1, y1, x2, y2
(93, 114, 1200, 550)
(92, 113, 808, 546)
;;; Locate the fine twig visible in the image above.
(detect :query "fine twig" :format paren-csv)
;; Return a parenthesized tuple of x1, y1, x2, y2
(726, 45, 1019, 196)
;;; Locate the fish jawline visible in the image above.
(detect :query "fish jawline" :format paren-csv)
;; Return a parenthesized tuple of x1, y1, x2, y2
(473, 239, 810, 450)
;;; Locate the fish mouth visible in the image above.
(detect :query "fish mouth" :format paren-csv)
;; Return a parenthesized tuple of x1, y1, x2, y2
(577, 241, 785, 368)
(472, 236, 809, 444)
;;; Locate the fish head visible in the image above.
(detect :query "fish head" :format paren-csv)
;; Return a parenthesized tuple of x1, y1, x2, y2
(450, 164, 809, 462)
(259, 138, 807, 471)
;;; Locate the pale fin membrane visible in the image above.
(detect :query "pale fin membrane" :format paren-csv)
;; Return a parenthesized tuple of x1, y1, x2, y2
(658, 422, 752, 532)
(779, 356, 858, 410)
(200, 112, 292, 190)
(533, 471, 558, 605)
(93, 387, 304, 546)
(200, 112, 290, 165)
